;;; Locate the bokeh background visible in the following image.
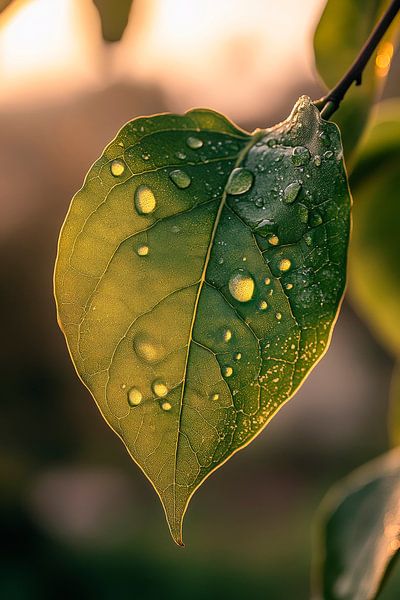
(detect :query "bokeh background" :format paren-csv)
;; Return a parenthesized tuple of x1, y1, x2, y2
(0, 1, 399, 598)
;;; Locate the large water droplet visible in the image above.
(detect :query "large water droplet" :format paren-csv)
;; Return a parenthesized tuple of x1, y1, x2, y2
(279, 258, 291, 272)
(134, 185, 156, 215)
(186, 136, 203, 149)
(259, 300, 268, 310)
(161, 401, 172, 411)
(291, 146, 310, 166)
(285, 283, 293, 290)
(275, 312, 282, 321)
(210, 392, 220, 401)
(234, 352, 242, 361)
(264, 277, 271, 285)
(111, 159, 125, 176)
(133, 333, 164, 364)
(223, 366, 233, 378)
(222, 329, 232, 342)
(152, 380, 169, 397)
(226, 168, 254, 195)
(170, 169, 191, 189)
(136, 244, 149, 256)
(283, 182, 301, 204)
(228, 271, 255, 302)
(128, 387, 142, 406)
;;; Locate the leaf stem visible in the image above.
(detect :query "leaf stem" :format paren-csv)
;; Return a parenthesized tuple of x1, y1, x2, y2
(316, 0, 400, 120)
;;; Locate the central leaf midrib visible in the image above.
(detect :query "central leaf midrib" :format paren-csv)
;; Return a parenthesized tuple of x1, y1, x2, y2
(171, 128, 265, 539)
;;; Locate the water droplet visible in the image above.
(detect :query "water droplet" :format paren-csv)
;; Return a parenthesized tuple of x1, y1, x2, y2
(222, 329, 232, 342)
(210, 392, 220, 401)
(255, 197, 264, 208)
(152, 380, 169, 397)
(218, 257, 224, 265)
(324, 150, 334, 159)
(223, 366, 233, 377)
(314, 155, 321, 166)
(136, 244, 149, 256)
(176, 151, 186, 160)
(161, 401, 172, 411)
(134, 185, 156, 215)
(128, 387, 142, 406)
(285, 283, 293, 290)
(304, 233, 313, 246)
(268, 234, 279, 246)
(279, 258, 291, 272)
(234, 352, 242, 361)
(111, 159, 125, 176)
(283, 182, 301, 204)
(169, 169, 191, 189)
(299, 206, 309, 224)
(275, 312, 282, 321)
(228, 271, 255, 302)
(133, 334, 164, 364)
(226, 168, 254, 195)
(259, 300, 268, 310)
(264, 277, 271, 285)
(186, 136, 203, 149)
(309, 211, 323, 227)
(267, 138, 278, 147)
(291, 146, 310, 166)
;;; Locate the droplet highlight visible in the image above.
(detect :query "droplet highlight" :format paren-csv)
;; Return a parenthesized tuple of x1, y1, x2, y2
(210, 393, 220, 401)
(170, 169, 191, 189)
(161, 401, 172, 411)
(283, 182, 301, 204)
(226, 168, 254, 195)
(291, 146, 310, 166)
(134, 185, 156, 215)
(223, 366, 233, 378)
(268, 234, 279, 246)
(111, 159, 125, 176)
(223, 329, 232, 342)
(259, 300, 268, 310)
(186, 136, 203, 149)
(152, 380, 169, 397)
(228, 271, 255, 303)
(279, 258, 291, 272)
(136, 244, 149, 256)
(128, 387, 142, 406)
(133, 334, 164, 364)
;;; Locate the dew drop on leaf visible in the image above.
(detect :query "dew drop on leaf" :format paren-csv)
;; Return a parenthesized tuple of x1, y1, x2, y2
(152, 380, 169, 398)
(268, 234, 279, 246)
(186, 136, 203, 149)
(222, 328, 232, 342)
(161, 401, 172, 411)
(226, 168, 254, 195)
(223, 366, 233, 378)
(314, 155, 322, 166)
(128, 387, 142, 406)
(234, 353, 242, 361)
(133, 334, 164, 364)
(291, 146, 310, 166)
(285, 283, 294, 290)
(275, 312, 282, 321)
(110, 159, 125, 176)
(169, 169, 192, 189)
(264, 277, 271, 285)
(279, 258, 292, 272)
(259, 300, 268, 310)
(136, 244, 149, 256)
(210, 393, 220, 401)
(228, 271, 255, 302)
(134, 185, 157, 215)
(283, 181, 301, 204)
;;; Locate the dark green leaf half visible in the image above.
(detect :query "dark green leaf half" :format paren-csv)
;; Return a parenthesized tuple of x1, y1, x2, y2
(313, 449, 400, 600)
(93, 0, 133, 43)
(314, 0, 398, 164)
(349, 100, 400, 355)
(54, 96, 350, 544)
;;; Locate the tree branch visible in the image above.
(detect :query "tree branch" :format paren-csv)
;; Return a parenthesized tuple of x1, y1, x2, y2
(315, 0, 400, 120)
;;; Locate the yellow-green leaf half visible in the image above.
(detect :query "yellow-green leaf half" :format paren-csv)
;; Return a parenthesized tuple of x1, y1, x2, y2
(54, 96, 350, 544)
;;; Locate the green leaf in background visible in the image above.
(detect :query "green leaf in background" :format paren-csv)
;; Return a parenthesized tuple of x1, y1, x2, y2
(349, 100, 400, 355)
(314, 0, 398, 164)
(54, 96, 350, 544)
(93, 0, 133, 43)
(389, 363, 400, 447)
(313, 448, 400, 600)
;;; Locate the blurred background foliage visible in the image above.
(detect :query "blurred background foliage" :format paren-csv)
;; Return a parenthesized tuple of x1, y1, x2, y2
(0, 0, 399, 598)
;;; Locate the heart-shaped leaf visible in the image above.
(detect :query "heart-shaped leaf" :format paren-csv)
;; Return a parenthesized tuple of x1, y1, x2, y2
(313, 448, 400, 600)
(54, 96, 350, 544)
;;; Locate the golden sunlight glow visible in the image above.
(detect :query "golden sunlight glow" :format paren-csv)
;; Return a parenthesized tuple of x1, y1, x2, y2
(0, 0, 98, 105)
(375, 41, 394, 78)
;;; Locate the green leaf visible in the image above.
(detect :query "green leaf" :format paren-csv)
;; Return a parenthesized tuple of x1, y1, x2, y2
(389, 363, 400, 448)
(313, 449, 400, 600)
(314, 0, 397, 163)
(93, 0, 133, 43)
(54, 96, 350, 544)
(349, 100, 400, 354)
